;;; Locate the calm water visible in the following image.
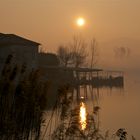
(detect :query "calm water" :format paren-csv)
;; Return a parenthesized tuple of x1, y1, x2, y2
(82, 72, 140, 139)
(42, 72, 140, 139)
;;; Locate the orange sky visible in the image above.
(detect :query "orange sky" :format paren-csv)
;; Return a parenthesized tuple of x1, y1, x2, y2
(0, 0, 140, 70)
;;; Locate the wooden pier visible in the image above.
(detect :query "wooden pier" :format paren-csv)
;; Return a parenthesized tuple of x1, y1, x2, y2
(43, 66, 124, 88)
(42, 66, 124, 102)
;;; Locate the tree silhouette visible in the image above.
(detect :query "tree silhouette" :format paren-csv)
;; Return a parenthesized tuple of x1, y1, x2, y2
(57, 36, 87, 68)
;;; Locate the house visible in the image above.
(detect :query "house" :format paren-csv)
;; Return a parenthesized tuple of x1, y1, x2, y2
(38, 52, 60, 68)
(0, 33, 40, 71)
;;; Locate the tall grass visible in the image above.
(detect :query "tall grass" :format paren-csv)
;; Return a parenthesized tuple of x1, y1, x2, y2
(0, 55, 136, 140)
(0, 55, 48, 140)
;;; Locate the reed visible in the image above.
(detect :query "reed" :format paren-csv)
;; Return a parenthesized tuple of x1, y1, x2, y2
(0, 55, 48, 140)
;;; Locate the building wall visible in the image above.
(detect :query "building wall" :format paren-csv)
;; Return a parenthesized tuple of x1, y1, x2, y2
(0, 44, 39, 72)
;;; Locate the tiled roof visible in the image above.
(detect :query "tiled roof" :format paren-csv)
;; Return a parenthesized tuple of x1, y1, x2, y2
(0, 33, 40, 46)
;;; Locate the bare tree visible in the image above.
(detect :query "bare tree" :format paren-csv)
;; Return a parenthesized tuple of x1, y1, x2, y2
(57, 45, 73, 67)
(90, 38, 99, 68)
(57, 36, 87, 68)
(70, 36, 87, 68)
(114, 46, 130, 58)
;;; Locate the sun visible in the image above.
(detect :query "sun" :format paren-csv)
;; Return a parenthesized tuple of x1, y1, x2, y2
(77, 17, 85, 27)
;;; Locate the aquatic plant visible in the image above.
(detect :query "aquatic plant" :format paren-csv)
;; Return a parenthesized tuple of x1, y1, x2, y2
(0, 54, 48, 140)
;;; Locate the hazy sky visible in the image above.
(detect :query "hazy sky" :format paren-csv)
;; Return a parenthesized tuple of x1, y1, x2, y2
(0, 0, 140, 70)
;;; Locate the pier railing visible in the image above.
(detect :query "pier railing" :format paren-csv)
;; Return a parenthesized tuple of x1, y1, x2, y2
(42, 66, 124, 88)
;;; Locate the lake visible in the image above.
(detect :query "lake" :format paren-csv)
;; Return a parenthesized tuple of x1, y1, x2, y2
(42, 72, 140, 139)
(82, 72, 140, 139)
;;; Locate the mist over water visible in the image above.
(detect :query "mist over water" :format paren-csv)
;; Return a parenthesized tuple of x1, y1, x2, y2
(1, 0, 140, 139)
(99, 38, 140, 72)
(82, 72, 140, 139)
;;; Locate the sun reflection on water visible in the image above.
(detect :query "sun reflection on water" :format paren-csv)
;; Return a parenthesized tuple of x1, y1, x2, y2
(79, 102, 87, 130)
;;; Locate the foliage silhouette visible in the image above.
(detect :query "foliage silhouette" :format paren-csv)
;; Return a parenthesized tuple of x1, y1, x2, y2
(0, 54, 48, 140)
